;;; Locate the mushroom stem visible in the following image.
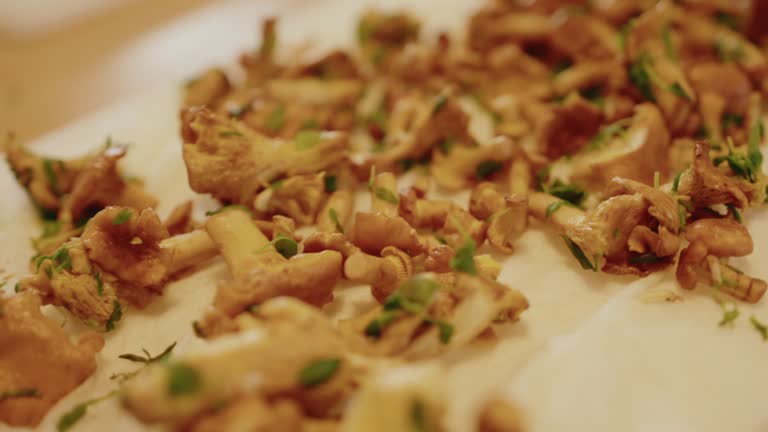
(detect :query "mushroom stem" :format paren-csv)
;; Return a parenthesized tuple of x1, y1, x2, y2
(508, 157, 531, 196)
(205, 209, 282, 278)
(160, 229, 218, 275)
(528, 192, 585, 230)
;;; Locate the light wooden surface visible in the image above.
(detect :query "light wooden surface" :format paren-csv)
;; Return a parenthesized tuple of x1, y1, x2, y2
(0, 0, 286, 143)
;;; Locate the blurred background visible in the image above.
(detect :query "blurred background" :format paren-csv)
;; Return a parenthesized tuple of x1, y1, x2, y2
(0, 0, 304, 142)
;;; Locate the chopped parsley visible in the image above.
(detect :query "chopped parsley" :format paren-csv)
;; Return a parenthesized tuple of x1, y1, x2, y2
(329, 208, 344, 233)
(563, 237, 597, 271)
(751, 316, 768, 340)
(324, 175, 337, 192)
(713, 127, 763, 183)
(205, 205, 252, 217)
(429, 318, 454, 344)
(35, 247, 72, 274)
(551, 59, 573, 76)
(119, 342, 176, 364)
(672, 171, 683, 193)
(628, 253, 662, 265)
(545, 201, 567, 219)
(42, 158, 61, 196)
(475, 160, 503, 180)
(374, 187, 399, 205)
(42, 219, 62, 238)
(365, 276, 443, 338)
(433, 94, 448, 114)
(299, 358, 341, 387)
(714, 38, 745, 63)
(728, 204, 743, 223)
(57, 391, 117, 432)
(265, 105, 285, 132)
(718, 303, 740, 326)
(294, 130, 321, 150)
(218, 129, 243, 138)
(586, 119, 629, 151)
(112, 209, 132, 225)
(0, 388, 39, 401)
(105, 300, 123, 331)
(450, 237, 478, 275)
(618, 18, 636, 51)
(721, 112, 744, 131)
(628, 54, 656, 102)
(662, 23, 677, 62)
(668, 82, 691, 101)
(273, 234, 298, 259)
(364, 309, 400, 338)
(167, 362, 202, 396)
(94, 272, 103, 296)
(410, 399, 430, 432)
(438, 137, 455, 154)
(545, 180, 587, 206)
(715, 12, 739, 30)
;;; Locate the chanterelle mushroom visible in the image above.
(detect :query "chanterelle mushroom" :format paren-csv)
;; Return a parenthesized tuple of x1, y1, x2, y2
(122, 297, 355, 426)
(196, 208, 342, 337)
(181, 107, 347, 207)
(0, 291, 104, 427)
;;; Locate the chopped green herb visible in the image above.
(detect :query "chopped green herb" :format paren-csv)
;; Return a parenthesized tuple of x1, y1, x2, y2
(668, 82, 691, 101)
(747, 121, 764, 170)
(14, 283, 21, 293)
(299, 358, 341, 387)
(719, 303, 740, 326)
(580, 86, 605, 108)
(430, 319, 454, 344)
(357, 20, 372, 44)
(475, 160, 503, 180)
(547, 180, 587, 206)
(563, 237, 597, 271)
(294, 130, 321, 150)
(678, 202, 688, 230)
(43, 159, 60, 196)
(35, 247, 72, 273)
(300, 119, 320, 130)
(364, 309, 400, 338)
(618, 18, 636, 51)
(551, 60, 573, 76)
(205, 205, 252, 217)
(265, 105, 285, 132)
(56, 391, 117, 432)
(727, 204, 743, 223)
(587, 119, 629, 151)
(218, 130, 243, 138)
(662, 23, 677, 62)
(386, 277, 443, 314)
(112, 209, 132, 225)
(714, 38, 745, 63)
(95, 272, 103, 296)
(613, 227, 620, 239)
(721, 112, 744, 130)
(433, 95, 448, 114)
(267, 179, 284, 191)
(368, 166, 376, 190)
(374, 187, 399, 205)
(105, 300, 123, 331)
(369, 109, 388, 130)
(545, 201, 566, 219)
(273, 234, 298, 259)
(42, 220, 62, 238)
(628, 54, 656, 102)
(329, 208, 344, 233)
(324, 175, 337, 192)
(715, 12, 739, 30)
(438, 137, 455, 154)
(750, 316, 768, 340)
(628, 254, 662, 265)
(0, 388, 39, 401)
(450, 237, 478, 275)
(119, 342, 176, 364)
(672, 171, 683, 193)
(410, 399, 430, 432)
(167, 362, 202, 396)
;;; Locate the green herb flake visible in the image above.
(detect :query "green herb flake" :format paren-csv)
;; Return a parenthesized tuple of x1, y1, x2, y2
(563, 237, 597, 271)
(750, 316, 768, 340)
(410, 399, 429, 432)
(727, 204, 743, 223)
(547, 180, 587, 206)
(119, 342, 176, 364)
(112, 209, 132, 225)
(613, 227, 620, 239)
(618, 19, 636, 51)
(57, 404, 87, 432)
(475, 160, 503, 180)
(105, 300, 123, 331)
(628, 254, 662, 265)
(374, 187, 399, 205)
(273, 234, 298, 259)
(628, 55, 656, 102)
(672, 171, 683, 193)
(265, 105, 285, 132)
(0, 388, 39, 401)
(43, 159, 61, 196)
(432, 319, 454, 344)
(662, 23, 677, 62)
(668, 82, 691, 101)
(329, 208, 344, 233)
(364, 309, 400, 338)
(451, 238, 478, 275)
(551, 60, 572, 76)
(299, 358, 341, 387)
(715, 12, 739, 30)
(42, 220, 62, 238)
(722, 112, 744, 131)
(432, 95, 448, 115)
(718, 303, 740, 326)
(369, 109, 388, 130)
(95, 272, 103, 296)
(301, 119, 320, 130)
(747, 121, 764, 170)
(270, 178, 285, 190)
(438, 137, 455, 154)
(324, 175, 337, 193)
(714, 38, 745, 63)
(546, 201, 566, 219)
(167, 362, 202, 396)
(218, 129, 243, 138)
(294, 130, 321, 150)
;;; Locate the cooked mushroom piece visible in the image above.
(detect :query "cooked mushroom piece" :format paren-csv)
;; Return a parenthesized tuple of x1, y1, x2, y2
(0, 292, 104, 427)
(676, 218, 766, 303)
(122, 298, 355, 426)
(430, 137, 512, 191)
(183, 69, 231, 108)
(181, 108, 347, 208)
(197, 208, 342, 337)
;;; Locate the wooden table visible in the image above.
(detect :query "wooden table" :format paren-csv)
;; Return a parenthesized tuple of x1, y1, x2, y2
(0, 0, 291, 143)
